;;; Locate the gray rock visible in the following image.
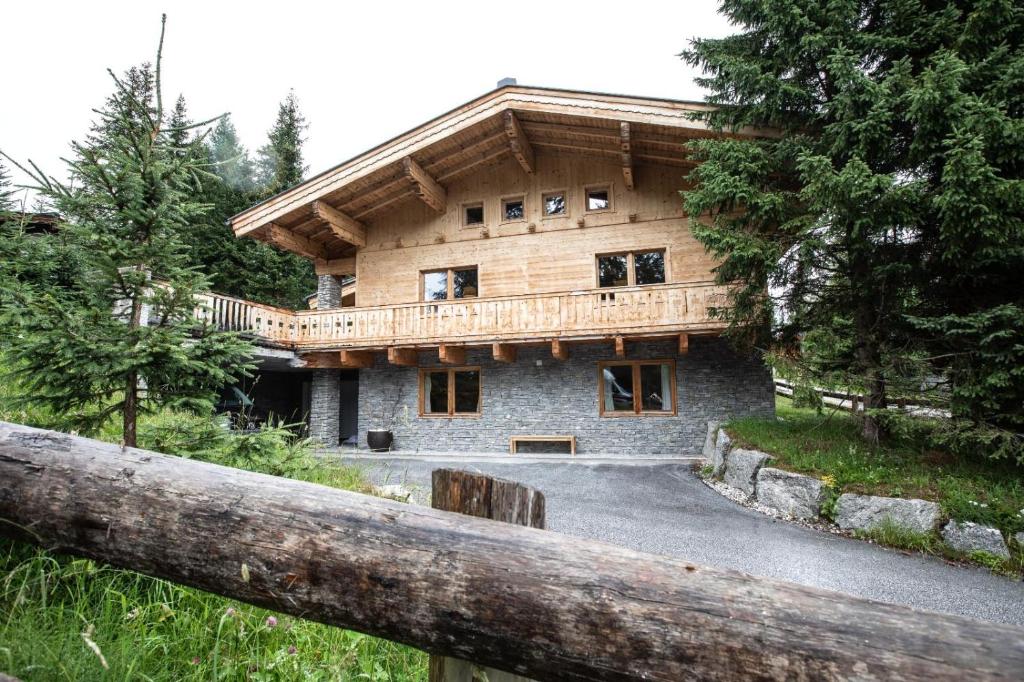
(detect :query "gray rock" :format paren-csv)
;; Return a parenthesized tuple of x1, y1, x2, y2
(708, 428, 732, 478)
(755, 468, 825, 519)
(942, 520, 1010, 560)
(723, 448, 769, 496)
(701, 421, 720, 460)
(835, 494, 941, 534)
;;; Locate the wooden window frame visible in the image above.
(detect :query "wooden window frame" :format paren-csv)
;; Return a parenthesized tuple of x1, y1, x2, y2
(595, 248, 668, 288)
(598, 359, 677, 417)
(462, 201, 485, 228)
(583, 184, 613, 213)
(541, 189, 568, 219)
(500, 195, 526, 224)
(419, 366, 483, 418)
(420, 265, 479, 301)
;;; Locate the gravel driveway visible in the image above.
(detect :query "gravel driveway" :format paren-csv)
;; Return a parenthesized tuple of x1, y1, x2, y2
(343, 457, 1024, 626)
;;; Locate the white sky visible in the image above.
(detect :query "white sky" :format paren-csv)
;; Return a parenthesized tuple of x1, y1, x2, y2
(0, 0, 733, 197)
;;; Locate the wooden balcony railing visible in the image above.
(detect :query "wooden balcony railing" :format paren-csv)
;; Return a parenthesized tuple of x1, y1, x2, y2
(195, 282, 730, 350)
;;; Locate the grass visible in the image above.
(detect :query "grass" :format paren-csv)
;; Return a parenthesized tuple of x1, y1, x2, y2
(727, 396, 1024, 574)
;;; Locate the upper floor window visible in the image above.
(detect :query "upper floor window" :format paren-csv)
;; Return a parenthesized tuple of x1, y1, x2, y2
(597, 250, 666, 288)
(585, 185, 611, 212)
(543, 191, 566, 217)
(463, 202, 484, 227)
(502, 196, 525, 222)
(422, 266, 479, 301)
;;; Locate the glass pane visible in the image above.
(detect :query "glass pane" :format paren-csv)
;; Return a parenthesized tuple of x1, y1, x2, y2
(504, 199, 524, 220)
(602, 365, 634, 412)
(423, 271, 448, 300)
(424, 371, 449, 414)
(598, 254, 629, 288)
(543, 193, 565, 215)
(453, 370, 480, 413)
(465, 204, 484, 225)
(586, 189, 610, 211)
(634, 251, 666, 285)
(640, 363, 672, 412)
(452, 268, 478, 298)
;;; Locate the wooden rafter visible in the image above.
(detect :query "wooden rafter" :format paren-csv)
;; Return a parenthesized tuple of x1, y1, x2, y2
(678, 333, 689, 356)
(401, 157, 446, 213)
(339, 350, 375, 369)
(387, 347, 418, 367)
(620, 122, 635, 191)
(492, 343, 517, 363)
(265, 223, 328, 260)
(551, 339, 569, 361)
(614, 336, 626, 358)
(504, 111, 535, 174)
(314, 257, 356, 277)
(438, 344, 465, 365)
(312, 200, 367, 248)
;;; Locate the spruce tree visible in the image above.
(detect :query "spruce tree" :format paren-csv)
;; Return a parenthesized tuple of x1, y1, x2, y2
(681, 0, 1023, 451)
(256, 90, 308, 197)
(0, 15, 253, 446)
(0, 158, 14, 210)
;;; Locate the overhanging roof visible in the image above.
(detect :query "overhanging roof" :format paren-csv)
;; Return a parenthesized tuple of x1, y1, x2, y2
(228, 85, 764, 264)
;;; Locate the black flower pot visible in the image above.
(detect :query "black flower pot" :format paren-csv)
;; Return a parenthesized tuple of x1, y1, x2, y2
(367, 429, 394, 452)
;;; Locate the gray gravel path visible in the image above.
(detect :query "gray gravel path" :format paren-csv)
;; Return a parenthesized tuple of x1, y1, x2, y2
(343, 457, 1024, 626)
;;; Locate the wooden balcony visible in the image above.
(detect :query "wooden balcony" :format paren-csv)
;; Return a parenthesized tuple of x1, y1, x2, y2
(194, 282, 729, 352)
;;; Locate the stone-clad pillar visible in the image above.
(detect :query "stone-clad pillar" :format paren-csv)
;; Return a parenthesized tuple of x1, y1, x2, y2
(309, 275, 343, 446)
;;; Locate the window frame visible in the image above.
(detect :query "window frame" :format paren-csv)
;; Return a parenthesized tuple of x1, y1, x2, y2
(598, 359, 677, 417)
(420, 265, 480, 301)
(541, 189, 568, 218)
(500, 195, 526, 223)
(462, 201, 485, 228)
(583, 184, 613, 213)
(595, 249, 668, 288)
(418, 366, 483, 418)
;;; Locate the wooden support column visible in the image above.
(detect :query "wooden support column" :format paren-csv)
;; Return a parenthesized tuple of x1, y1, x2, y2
(551, 339, 569, 361)
(430, 468, 544, 682)
(492, 343, 517, 364)
(312, 200, 367, 247)
(620, 122, 635, 191)
(402, 157, 447, 213)
(677, 333, 689, 356)
(614, 336, 626, 358)
(504, 111, 535, 175)
(339, 350, 375, 369)
(438, 344, 465, 365)
(265, 223, 328, 260)
(387, 347, 418, 367)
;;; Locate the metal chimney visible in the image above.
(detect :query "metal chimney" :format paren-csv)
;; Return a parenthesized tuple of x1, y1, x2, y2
(496, 77, 517, 88)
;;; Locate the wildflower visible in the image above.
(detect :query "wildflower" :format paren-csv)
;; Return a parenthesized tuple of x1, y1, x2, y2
(288, 645, 297, 655)
(821, 474, 837, 488)
(225, 607, 236, 617)
(191, 657, 200, 665)
(266, 616, 278, 628)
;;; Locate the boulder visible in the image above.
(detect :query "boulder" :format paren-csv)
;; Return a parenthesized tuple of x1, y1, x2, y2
(1014, 531, 1024, 548)
(941, 520, 1010, 560)
(708, 428, 732, 478)
(701, 421, 720, 460)
(835, 494, 940, 534)
(723, 448, 769, 496)
(755, 468, 825, 519)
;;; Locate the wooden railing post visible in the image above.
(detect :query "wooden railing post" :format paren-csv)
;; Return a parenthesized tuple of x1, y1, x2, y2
(430, 469, 545, 682)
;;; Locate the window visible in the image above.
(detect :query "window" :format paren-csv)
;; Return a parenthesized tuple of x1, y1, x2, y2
(463, 202, 484, 226)
(420, 367, 481, 416)
(585, 186, 611, 212)
(596, 250, 666, 288)
(502, 196, 525, 222)
(599, 360, 675, 416)
(542, 191, 566, 216)
(422, 267, 478, 300)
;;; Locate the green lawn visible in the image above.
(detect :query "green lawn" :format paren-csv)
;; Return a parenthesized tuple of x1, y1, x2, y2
(727, 397, 1024, 570)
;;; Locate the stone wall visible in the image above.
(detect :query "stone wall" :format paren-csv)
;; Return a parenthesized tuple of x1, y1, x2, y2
(309, 369, 340, 446)
(316, 275, 342, 309)
(356, 336, 773, 454)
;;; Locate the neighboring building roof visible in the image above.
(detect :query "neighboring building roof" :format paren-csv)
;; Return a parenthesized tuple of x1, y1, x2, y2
(1, 211, 61, 234)
(227, 84, 767, 264)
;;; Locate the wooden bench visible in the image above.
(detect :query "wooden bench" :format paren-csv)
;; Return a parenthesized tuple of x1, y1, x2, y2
(509, 435, 576, 456)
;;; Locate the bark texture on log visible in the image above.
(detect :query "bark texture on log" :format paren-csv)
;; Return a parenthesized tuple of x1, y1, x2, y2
(1, 421, 1023, 681)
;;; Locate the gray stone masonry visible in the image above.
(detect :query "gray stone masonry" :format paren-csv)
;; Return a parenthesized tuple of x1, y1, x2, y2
(835, 494, 941, 534)
(355, 337, 774, 454)
(317, 275, 342, 309)
(755, 467, 824, 520)
(310, 369, 340, 446)
(942, 520, 1010, 560)
(723, 448, 770, 495)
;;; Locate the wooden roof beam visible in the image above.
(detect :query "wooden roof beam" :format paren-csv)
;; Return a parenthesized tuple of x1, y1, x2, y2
(504, 111, 535, 175)
(620, 122, 635, 191)
(339, 350, 375, 369)
(312, 200, 366, 248)
(264, 223, 328, 260)
(401, 157, 446, 213)
(492, 343, 517, 364)
(315, 257, 356, 276)
(387, 347, 418, 367)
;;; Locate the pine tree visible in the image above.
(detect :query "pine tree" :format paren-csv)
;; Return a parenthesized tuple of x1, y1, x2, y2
(681, 1, 1023, 452)
(0, 158, 15, 211)
(167, 94, 192, 151)
(0, 15, 253, 446)
(256, 90, 308, 197)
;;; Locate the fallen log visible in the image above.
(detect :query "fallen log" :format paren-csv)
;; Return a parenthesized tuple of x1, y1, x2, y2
(0, 421, 1022, 680)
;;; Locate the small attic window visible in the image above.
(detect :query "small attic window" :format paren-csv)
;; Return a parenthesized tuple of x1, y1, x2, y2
(543, 191, 566, 216)
(463, 202, 484, 226)
(502, 196, 525, 222)
(586, 186, 611, 212)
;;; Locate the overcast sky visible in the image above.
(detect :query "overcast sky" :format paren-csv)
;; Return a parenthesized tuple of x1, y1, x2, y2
(1, 1, 733, 200)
